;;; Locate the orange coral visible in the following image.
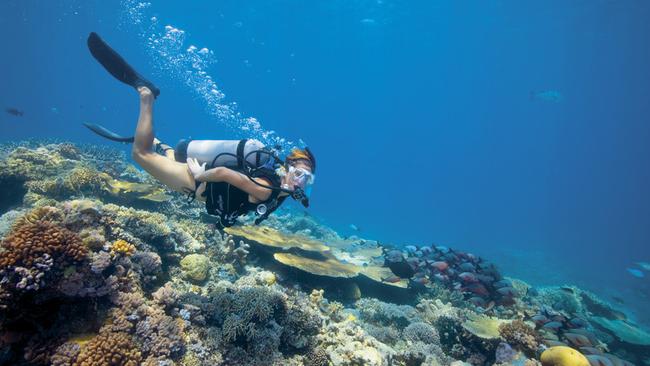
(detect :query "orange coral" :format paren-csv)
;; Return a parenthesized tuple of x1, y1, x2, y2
(0, 221, 87, 270)
(110, 239, 136, 257)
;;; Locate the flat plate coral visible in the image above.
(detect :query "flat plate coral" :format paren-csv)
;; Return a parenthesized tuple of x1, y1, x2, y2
(225, 225, 330, 253)
(273, 252, 361, 278)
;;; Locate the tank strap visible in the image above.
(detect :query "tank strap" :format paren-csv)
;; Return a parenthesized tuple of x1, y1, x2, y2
(236, 139, 248, 170)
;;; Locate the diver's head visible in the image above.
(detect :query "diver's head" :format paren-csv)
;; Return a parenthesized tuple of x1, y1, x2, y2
(277, 147, 316, 207)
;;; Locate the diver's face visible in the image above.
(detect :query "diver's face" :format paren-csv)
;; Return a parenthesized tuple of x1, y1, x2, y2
(281, 161, 313, 191)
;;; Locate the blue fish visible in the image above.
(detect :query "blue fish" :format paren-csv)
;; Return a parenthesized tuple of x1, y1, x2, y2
(637, 262, 650, 271)
(627, 268, 645, 278)
(530, 90, 563, 103)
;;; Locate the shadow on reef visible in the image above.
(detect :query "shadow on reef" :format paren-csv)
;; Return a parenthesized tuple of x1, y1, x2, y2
(0, 175, 26, 215)
(0, 142, 649, 366)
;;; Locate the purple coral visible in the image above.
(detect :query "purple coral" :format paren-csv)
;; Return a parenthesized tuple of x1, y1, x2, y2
(90, 251, 111, 273)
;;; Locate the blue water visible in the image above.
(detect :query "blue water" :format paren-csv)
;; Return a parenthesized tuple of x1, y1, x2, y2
(1, 1, 649, 323)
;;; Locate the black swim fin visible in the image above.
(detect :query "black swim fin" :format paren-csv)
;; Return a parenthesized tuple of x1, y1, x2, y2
(87, 32, 160, 98)
(83, 122, 134, 143)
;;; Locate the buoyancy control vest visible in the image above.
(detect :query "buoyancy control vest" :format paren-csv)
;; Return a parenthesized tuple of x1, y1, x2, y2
(178, 139, 286, 228)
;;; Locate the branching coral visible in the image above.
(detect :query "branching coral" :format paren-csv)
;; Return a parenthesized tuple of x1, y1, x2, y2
(110, 239, 136, 257)
(74, 326, 142, 366)
(0, 221, 87, 292)
(499, 319, 541, 356)
(403, 321, 440, 344)
(135, 307, 185, 358)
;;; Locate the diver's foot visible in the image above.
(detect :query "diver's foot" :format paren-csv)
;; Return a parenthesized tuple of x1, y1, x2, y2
(138, 86, 154, 103)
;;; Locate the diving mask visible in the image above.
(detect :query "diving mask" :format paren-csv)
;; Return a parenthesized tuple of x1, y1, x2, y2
(277, 165, 315, 191)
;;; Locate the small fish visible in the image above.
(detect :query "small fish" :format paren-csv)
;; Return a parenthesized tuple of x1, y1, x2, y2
(459, 262, 476, 272)
(564, 333, 592, 347)
(5, 107, 24, 117)
(560, 286, 575, 294)
(430, 261, 449, 271)
(139, 190, 173, 202)
(468, 296, 486, 307)
(626, 268, 645, 278)
(360, 18, 376, 25)
(543, 321, 563, 330)
(411, 277, 429, 285)
(611, 296, 625, 304)
(497, 286, 517, 297)
(530, 90, 563, 103)
(531, 314, 548, 325)
(637, 262, 650, 271)
(459, 272, 479, 283)
(349, 224, 360, 231)
(465, 283, 489, 296)
(404, 245, 417, 253)
(569, 317, 588, 328)
(381, 276, 402, 283)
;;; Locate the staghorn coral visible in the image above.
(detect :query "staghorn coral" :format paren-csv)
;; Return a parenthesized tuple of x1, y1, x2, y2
(356, 297, 419, 328)
(110, 239, 136, 257)
(499, 319, 542, 356)
(74, 326, 142, 366)
(63, 166, 110, 195)
(135, 306, 185, 358)
(304, 348, 330, 366)
(90, 251, 112, 274)
(403, 321, 440, 344)
(55, 143, 81, 160)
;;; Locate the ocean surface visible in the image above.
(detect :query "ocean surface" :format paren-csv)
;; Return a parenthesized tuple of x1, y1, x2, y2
(1, 0, 649, 328)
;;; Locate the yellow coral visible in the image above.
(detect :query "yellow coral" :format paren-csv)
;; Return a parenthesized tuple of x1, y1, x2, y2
(272, 252, 361, 278)
(225, 225, 330, 252)
(110, 239, 136, 257)
(462, 314, 511, 339)
(540, 346, 589, 366)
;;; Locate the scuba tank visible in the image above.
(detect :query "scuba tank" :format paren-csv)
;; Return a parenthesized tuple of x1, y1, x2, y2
(183, 139, 272, 169)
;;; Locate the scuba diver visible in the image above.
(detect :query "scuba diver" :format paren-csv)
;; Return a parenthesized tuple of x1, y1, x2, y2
(85, 32, 316, 227)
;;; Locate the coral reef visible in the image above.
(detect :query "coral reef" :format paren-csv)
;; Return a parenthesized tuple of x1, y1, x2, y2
(499, 319, 542, 356)
(0, 142, 646, 366)
(74, 326, 142, 365)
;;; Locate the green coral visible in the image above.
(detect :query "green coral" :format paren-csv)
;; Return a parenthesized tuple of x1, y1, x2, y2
(180, 254, 210, 282)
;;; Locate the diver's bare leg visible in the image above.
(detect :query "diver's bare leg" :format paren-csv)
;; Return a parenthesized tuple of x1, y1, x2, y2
(131, 87, 195, 193)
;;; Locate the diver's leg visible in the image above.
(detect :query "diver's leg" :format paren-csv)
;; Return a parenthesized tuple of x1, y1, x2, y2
(131, 87, 195, 193)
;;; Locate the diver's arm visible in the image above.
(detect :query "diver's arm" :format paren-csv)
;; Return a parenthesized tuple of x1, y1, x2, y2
(195, 167, 273, 201)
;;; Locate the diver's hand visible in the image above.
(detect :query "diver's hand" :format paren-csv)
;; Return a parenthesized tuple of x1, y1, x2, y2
(187, 158, 206, 181)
